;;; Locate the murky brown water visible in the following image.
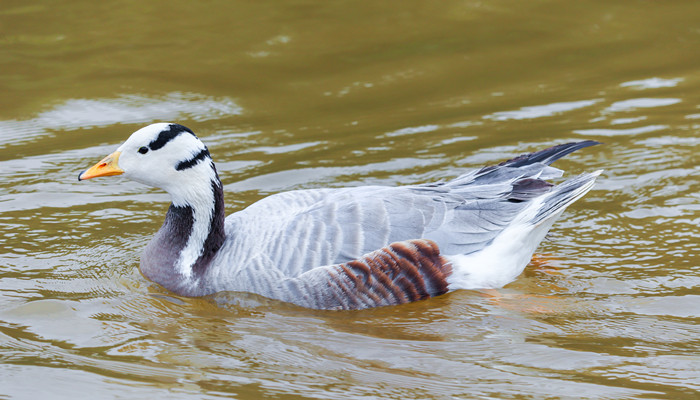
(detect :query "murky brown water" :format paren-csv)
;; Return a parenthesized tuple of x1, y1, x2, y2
(1, 1, 699, 398)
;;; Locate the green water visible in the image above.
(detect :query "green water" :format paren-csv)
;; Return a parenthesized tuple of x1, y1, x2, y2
(1, 1, 698, 398)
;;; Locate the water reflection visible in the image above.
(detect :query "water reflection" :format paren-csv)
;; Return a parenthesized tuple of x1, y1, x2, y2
(485, 99, 600, 121)
(574, 125, 668, 137)
(605, 98, 681, 113)
(0, 92, 242, 148)
(1, 0, 700, 398)
(619, 77, 683, 90)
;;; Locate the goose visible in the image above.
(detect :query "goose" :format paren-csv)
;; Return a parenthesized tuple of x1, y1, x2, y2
(79, 123, 601, 310)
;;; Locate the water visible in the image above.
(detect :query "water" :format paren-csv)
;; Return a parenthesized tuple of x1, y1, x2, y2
(1, 1, 699, 398)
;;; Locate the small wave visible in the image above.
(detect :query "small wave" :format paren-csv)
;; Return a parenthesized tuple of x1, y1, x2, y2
(485, 99, 600, 121)
(573, 125, 667, 137)
(620, 77, 683, 89)
(0, 92, 243, 148)
(605, 98, 680, 113)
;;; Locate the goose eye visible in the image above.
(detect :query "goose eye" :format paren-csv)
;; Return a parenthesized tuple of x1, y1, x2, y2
(138, 146, 149, 154)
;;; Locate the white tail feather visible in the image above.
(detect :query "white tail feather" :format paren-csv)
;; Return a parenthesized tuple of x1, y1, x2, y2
(446, 170, 602, 290)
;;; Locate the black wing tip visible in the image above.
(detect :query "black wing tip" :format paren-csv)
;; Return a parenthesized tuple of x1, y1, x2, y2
(497, 140, 602, 168)
(567, 139, 603, 151)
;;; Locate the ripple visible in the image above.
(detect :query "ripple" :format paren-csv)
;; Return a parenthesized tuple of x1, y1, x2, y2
(227, 157, 443, 192)
(484, 99, 600, 121)
(382, 124, 440, 138)
(573, 125, 667, 137)
(605, 98, 681, 113)
(1, 92, 243, 149)
(620, 77, 684, 89)
(244, 141, 324, 155)
(610, 116, 647, 125)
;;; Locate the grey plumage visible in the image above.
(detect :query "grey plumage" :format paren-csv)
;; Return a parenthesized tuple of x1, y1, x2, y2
(81, 123, 601, 309)
(194, 141, 601, 305)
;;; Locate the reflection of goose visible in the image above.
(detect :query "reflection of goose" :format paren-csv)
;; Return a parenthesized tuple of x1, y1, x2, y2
(80, 123, 601, 310)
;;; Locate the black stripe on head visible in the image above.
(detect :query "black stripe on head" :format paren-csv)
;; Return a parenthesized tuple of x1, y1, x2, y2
(149, 124, 196, 151)
(176, 148, 211, 171)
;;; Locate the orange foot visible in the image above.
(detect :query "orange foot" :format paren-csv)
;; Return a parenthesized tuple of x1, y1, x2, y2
(528, 253, 563, 276)
(476, 254, 570, 314)
(479, 289, 564, 315)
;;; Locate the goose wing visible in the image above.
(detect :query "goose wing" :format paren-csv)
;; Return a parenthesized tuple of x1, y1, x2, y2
(223, 141, 599, 279)
(224, 166, 538, 278)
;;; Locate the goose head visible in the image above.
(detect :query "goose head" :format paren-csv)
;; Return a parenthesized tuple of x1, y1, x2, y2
(79, 123, 218, 207)
(80, 123, 226, 286)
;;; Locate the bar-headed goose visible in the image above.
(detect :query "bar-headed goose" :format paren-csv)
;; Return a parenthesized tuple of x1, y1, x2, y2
(79, 123, 601, 310)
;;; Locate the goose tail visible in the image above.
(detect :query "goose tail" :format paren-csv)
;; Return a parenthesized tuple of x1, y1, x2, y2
(498, 140, 601, 168)
(530, 169, 603, 225)
(446, 169, 602, 291)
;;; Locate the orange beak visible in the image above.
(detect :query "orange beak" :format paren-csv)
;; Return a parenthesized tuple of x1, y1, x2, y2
(78, 151, 124, 181)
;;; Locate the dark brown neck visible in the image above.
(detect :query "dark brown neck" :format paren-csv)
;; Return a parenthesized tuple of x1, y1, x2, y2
(140, 172, 226, 295)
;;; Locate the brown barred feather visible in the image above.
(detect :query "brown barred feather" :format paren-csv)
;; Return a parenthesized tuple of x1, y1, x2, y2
(307, 239, 453, 310)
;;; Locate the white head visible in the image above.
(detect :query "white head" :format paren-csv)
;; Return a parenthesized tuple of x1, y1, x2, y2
(79, 123, 218, 207)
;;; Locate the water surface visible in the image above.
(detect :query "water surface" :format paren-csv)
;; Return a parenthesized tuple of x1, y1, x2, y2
(1, 1, 699, 398)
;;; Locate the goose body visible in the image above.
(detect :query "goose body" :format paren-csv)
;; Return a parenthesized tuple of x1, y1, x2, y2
(80, 123, 601, 310)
